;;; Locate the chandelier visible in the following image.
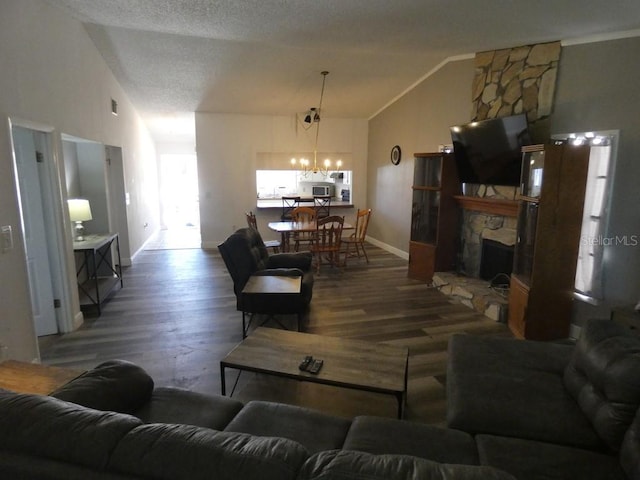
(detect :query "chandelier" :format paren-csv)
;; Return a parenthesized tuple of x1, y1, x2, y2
(290, 71, 342, 177)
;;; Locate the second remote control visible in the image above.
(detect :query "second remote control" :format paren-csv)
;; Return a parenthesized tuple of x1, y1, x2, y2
(307, 359, 323, 374)
(299, 356, 313, 371)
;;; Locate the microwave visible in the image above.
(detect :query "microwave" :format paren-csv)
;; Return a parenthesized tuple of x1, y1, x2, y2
(312, 185, 334, 196)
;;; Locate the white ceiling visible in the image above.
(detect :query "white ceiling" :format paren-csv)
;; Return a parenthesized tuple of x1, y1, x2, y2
(47, 0, 640, 143)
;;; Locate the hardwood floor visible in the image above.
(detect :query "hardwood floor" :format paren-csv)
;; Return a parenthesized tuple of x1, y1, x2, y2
(39, 241, 511, 425)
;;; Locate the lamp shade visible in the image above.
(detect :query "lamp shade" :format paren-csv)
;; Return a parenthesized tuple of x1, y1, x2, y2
(67, 198, 93, 222)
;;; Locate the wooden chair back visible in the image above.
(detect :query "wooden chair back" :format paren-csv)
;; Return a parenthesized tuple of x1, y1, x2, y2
(291, 206, 317, 223)
(352, 208, 372, 241)
(313, 195, 332, 218)
(290, 206, 317, 251)
(245, 211, 258, 230)
(281, 196, 301, 221)
(311, 215, 344, 272)
(343, 208, 372, 265)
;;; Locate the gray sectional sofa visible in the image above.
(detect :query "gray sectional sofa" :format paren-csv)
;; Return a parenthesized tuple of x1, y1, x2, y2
(447, 318, 640, 479)
(0, 318, 638, 479)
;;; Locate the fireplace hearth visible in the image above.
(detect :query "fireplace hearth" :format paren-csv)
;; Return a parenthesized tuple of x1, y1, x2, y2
(433, 271, 509, 323)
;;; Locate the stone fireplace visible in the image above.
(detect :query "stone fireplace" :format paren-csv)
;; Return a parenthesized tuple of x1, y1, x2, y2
(432, 41, 561, 322)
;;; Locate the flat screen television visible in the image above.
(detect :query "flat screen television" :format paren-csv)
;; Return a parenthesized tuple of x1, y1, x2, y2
(450, 114, 532, 186)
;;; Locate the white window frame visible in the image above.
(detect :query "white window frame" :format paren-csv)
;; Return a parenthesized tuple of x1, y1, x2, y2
(552, 130, 619, 305)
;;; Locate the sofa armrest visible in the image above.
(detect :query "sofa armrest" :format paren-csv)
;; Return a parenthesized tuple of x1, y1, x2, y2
(252, 268, 304, 277)
(51, 360, 154, 414)
(266, 252, 312, 270)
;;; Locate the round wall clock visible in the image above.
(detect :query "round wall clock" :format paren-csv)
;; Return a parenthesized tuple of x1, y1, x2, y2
(390, 145, 402, 165)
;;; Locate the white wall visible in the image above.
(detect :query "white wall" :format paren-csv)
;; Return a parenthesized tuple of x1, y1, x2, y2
(195, 113, 368, 248)
(367, 59, 475, 254)
(0, 0, 160, 361)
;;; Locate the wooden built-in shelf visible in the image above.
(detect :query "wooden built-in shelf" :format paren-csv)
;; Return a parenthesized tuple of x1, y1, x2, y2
(453, 195, 519, 217)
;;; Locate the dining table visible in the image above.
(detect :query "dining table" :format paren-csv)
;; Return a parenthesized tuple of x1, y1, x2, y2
(268, 220, 353, 252)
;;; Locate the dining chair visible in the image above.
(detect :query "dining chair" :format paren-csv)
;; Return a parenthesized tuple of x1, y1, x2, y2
(245, 211, 281, 253)
(342, 208, 372, 265)
(313, 195, 332, 219)
(310, 215, 344, 273)
(290, 206, 317, 252)
(281, 196, 300, 221)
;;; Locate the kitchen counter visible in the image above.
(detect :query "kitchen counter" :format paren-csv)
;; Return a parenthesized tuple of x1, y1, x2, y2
(256, 198, 353, 209)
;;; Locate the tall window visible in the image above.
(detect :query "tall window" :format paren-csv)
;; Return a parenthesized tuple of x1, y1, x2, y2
(554, 131, 618, 303)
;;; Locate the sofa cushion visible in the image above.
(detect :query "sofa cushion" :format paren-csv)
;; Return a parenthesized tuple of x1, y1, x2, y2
(224, 400, 351, 454)
(0, 390, 141, 470)
(563, 318, 640, 451)
(134, 386, 244, 429)
(476, 434, 626, 480)
(0, 451, 140, 480)
(298, 450, 517, 480)
(343, 416, 479, 465)
(446, 333, 602, 450)
(109, 423, 309, 480)
(619, 407, 640, 479)
(51, 359, 154, 414)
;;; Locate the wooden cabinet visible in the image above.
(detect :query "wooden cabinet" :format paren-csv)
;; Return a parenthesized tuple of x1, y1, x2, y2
(508, 144, 590, 340)
(408, 152, 460, 282)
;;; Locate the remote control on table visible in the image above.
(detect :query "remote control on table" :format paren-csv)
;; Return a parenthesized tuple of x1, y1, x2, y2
(307, 359, 323, 374)
(299, 356, 313, 371)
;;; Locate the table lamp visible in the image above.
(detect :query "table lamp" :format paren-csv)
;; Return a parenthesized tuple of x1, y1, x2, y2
(67, 198, 92, 241)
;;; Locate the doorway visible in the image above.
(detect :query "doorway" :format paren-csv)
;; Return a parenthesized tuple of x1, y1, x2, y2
(12, 125, 72, 336)
(148, 153, 200, 250)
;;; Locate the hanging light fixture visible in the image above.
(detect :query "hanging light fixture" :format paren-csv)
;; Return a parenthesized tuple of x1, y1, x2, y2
(291, 71, 342, 177)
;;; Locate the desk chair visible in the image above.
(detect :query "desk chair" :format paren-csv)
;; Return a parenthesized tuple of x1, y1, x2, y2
(245, 211, 280, 253)
(313, 195, 332, 219)
(310, 215, 344, 273)
(281, 196, 300, 221)
(218, 228, 314, 338)
(290, 206, 317, 252)
(343, 208, 372, 265)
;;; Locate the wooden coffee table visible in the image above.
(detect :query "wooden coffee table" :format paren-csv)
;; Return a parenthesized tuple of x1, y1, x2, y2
(220, 327, 409, 418)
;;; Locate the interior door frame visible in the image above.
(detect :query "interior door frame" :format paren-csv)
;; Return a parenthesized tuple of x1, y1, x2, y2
(9, 117, 79, 334)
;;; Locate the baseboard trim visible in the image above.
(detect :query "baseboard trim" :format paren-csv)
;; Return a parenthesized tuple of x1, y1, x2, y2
(365, 236, 409, 260)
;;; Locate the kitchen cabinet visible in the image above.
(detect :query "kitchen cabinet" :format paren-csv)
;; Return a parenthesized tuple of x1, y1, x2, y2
(508, 143, 590, 340)
(408, 152, 460, 282)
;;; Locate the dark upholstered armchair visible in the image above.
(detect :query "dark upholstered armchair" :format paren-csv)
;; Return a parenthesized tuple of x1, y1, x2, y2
(218, 227, 314, 337)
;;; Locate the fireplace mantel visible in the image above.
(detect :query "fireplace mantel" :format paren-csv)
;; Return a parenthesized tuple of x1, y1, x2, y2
(453, 195, 519, 217)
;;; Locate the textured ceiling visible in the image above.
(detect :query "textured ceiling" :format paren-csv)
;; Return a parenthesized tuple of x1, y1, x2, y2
(47, 0, 640, 142)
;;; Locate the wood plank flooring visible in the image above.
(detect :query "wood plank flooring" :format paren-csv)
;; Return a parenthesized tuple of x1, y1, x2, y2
(39, 241, 511, 425)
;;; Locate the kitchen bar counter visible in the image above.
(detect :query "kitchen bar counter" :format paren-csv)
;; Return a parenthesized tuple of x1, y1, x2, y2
(256, 198, 353, 209)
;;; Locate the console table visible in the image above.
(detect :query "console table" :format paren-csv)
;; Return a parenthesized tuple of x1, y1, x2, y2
(73, 233, 123, 315)
(0, 360, 85, 395)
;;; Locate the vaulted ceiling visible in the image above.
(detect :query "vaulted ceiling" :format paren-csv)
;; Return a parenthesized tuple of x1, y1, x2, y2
(47, 0, 640, 142)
